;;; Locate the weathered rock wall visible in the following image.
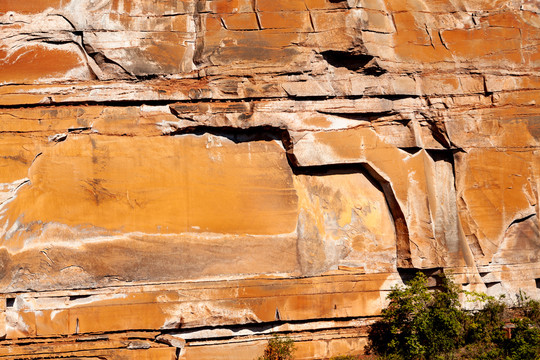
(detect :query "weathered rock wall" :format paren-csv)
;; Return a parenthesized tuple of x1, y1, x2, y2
(0, 0, 539, 358)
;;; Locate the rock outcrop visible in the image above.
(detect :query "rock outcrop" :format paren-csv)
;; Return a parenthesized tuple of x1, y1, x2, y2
(0, 0, 539, 358)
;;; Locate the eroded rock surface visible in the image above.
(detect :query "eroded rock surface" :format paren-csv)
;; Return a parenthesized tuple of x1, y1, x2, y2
(0, 0, 539, 358)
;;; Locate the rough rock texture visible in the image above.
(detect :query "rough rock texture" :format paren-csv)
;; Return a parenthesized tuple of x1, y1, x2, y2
(0, 0, 539, 358)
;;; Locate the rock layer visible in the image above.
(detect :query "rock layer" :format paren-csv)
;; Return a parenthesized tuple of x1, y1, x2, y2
(0, 0, 539, 358)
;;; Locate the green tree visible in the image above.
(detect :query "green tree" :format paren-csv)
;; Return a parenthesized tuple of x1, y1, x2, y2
(366, 273, 466, 360)
(366, 273, 540, 360)
(257, 335, 295, 360)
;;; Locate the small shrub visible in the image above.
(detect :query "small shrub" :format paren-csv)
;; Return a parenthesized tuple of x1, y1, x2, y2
(257, 335, 295, 360)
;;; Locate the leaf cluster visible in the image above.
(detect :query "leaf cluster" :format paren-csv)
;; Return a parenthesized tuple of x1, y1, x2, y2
(257, 335, 295, 360)
(365, 273, 540, 360)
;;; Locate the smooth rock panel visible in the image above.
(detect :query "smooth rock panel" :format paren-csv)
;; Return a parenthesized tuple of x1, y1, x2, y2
(0, 0, 539, 358)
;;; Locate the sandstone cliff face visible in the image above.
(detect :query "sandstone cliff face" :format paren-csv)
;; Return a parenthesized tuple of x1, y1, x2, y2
(0, 0, 539, 358)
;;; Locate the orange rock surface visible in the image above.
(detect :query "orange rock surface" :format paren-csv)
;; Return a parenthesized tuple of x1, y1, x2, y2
(0, 0, 538, 358)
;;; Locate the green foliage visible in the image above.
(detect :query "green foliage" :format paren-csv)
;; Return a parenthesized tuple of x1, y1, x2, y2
(465, 297, 507, 345)
(516, 290, 540, 325)
(365, 273, 540, 360)
(365, 272, 466, 359)
(503, 318, 540, 360)
(257, 335, 295, 360)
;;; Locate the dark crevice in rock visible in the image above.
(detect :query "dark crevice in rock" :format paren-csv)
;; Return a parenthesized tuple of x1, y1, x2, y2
(68, 126, 92, 133)
(320, 50, 387, 75)
(165, 124, 297, 163)
(368, 163, 413, 269)
(75, 335, 109, 342)
(420, 116, 464, 153)
(425, 149, 455, 163)
(274, 70, 307, 77)
(438, 30, 449, 50)
(506, 213, 536, 230)
(165, 125, 290, 146)
(397, 267, 444, 285)
(428, 122, 452, 148)
(485, 281, 501, 288)
(0, 93, 420, 109)
(377, 94, 419, 100)
(135, 74, 162, 81)
(290, 163, 383, 191)
(35, 13, 135, 81)
(418, 115, 453, 149)
(159, 315, 374, 341)
(48, 13, 77, 31)
(482, 75, 493, 96)
(50, 316, 378, 341)
(40, 38, 76, 45)
(315, 110, 397, 120)
(400, 147, 422, 155)
(84, 47, 135, 80)
(0, 100, 179, 109)
(13, 179, 31, 192)
(29, 153, 42, 168)
(6, 297, 15, 308)
(76, 30, 135, 80)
